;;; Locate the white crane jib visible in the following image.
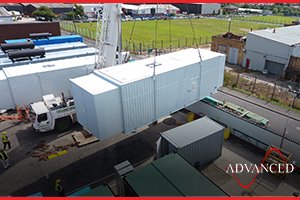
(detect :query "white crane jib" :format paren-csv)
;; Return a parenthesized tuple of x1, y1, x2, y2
(96, 3, 123, 69)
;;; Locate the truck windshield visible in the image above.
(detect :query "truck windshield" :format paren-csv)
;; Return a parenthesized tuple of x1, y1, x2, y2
(29, 108, 36, 123)
(37, 113, 48, 123)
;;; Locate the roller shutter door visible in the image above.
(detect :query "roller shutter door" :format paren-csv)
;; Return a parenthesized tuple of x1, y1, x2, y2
(265, 60, 285, 75)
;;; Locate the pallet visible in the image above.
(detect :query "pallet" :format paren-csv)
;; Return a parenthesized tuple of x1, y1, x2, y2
(266, 145, 292, 161)
(72, 131, 99, 147)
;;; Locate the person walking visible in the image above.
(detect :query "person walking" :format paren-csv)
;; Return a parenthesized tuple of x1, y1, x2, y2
(0, 149, 10, 169)
(54, 179, 65, 196)
(1, 132, 11, 150)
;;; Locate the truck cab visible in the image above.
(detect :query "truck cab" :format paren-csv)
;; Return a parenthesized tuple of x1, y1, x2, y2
(29, 94, 76, 132)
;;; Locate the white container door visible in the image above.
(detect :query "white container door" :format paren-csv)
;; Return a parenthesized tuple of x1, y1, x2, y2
(186, 77, 198, 106)
(228, 47, 239, 65)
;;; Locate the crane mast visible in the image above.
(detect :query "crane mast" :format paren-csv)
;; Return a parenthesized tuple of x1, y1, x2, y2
(95, 4, 123, 69)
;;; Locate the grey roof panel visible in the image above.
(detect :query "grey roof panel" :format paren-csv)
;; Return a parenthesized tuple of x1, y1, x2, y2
(249, 25, 300, 46)
(153, 153, 227, 196)
(125, 164, 183, 196)
(161, 116, 224, 148)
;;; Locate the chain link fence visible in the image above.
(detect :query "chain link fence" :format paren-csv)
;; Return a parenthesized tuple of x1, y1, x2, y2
(224, 71, 300, 110)
(231, 16, 295, 25)
(60, 21, 211, 52)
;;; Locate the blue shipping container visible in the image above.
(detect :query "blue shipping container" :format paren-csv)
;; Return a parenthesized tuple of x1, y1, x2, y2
(5, 35, 83, 45)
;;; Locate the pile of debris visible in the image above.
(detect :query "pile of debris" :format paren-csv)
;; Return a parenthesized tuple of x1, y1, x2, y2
(31, 141, 78, 161)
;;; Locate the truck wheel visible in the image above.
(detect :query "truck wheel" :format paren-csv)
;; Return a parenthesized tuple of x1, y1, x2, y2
(55, 116, 72, 132)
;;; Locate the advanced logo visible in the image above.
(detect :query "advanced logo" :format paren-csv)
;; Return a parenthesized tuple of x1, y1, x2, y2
(225, 147, 295, 189)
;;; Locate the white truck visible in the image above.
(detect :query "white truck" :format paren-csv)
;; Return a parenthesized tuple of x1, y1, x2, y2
(29, 94, 77, 132)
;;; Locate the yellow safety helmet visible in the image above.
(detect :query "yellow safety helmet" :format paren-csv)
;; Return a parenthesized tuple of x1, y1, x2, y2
(2, 132, 6, 135)
(55, 179, 61, 183)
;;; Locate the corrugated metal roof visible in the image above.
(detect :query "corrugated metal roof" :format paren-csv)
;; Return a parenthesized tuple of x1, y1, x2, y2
(249, 25, 300, 46)
(138, 4, 179, 10)
(153, 153, 227, 196)
(125, 153, 227, 196)
(21, 3, 73, 8)
(0, 7, 11, 16)
(161, 116, 224, 148)
(125, 164, 183, 196)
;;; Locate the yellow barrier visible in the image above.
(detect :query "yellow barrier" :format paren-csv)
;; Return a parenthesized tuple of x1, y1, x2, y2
(48, 150, 68, 160)
(187, 112, 195, 122)
(224, 128, 231, 140)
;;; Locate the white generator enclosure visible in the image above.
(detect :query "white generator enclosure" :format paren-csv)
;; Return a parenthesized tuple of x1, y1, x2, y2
(0, 55, 95, 108)
(0, 70, 14, 109)
(71, 74, 123, 139)
(71, 48, 225, 140)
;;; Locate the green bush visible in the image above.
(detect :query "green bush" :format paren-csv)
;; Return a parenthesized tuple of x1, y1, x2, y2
(33, 6, 55, 21)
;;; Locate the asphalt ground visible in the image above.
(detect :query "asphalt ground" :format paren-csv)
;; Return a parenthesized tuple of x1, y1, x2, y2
(213, 87, 300, 142)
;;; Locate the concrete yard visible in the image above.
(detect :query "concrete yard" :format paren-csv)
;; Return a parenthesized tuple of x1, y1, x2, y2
(0, 91, 299, 196)
(202, 137, 300, 196)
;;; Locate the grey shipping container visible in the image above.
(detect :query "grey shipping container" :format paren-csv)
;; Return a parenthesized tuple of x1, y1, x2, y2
(158, 116, 224, 167)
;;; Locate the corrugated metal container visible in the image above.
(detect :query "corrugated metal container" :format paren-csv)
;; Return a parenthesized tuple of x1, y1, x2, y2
(159, 116, 224, 166)
(0, 47, 97, 68)
(71, 48, 225, 139)
(5, 35, 83, 45)
(0, 42, 87, 58)
(124, 153, 227, 196)
(1, 55, 95, 108)
(71, 74, 123, 139)
(0, 70, 14, 109)
(95, 48, 225, 133)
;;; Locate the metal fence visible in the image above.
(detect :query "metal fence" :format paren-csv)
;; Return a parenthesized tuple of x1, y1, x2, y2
(231, 16, 294, 25)
(59, 21, 211, 52)
(224, 71, 300, 110)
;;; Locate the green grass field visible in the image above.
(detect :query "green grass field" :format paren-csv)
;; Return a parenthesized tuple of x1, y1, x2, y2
(60, 18, 279, 49)
(232, 15, 299, 25)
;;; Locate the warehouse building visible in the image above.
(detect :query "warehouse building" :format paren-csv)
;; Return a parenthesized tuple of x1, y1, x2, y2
(211, 32, 246, 65)
(173, 3, 220, 15)
(21, 3, 73, 17)
(123, 153, 227, 196)
(0, 3, 23, 13)
(0, 22, 61, 43)
(136, 4, 180, 16)
(0, 7, 13, 23)
(243, 25, 300, 78)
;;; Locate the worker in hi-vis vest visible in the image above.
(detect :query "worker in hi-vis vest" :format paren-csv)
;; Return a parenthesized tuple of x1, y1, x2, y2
(1, 132, 11, 150)
(0, 149, 10, 169)
(54, 179, 65, 196)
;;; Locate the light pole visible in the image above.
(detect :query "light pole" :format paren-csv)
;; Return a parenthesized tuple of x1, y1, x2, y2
(279, 90, 296, 149)
(228, 18, 232, 34)
(72, 6, 78, 34)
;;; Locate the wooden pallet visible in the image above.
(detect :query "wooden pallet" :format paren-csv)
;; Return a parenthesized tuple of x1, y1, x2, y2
(266, 145, 292, 162)
(263, 145, 293, 179)
(72, 130, 99, 147)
